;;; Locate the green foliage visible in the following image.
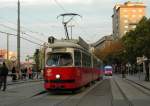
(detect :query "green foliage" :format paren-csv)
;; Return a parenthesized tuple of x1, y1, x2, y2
(33, 48, 45, 70)
(122, 17, 150, 63)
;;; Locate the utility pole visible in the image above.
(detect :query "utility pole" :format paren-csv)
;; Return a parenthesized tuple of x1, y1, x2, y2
(7, 34, 9, 60)
(17, 0, 21, 71)
(35, 49, 39, 79)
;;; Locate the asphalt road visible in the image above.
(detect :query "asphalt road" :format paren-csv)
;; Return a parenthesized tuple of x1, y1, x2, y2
(0, 76, 150, 106)
(16, 80, 112, 106)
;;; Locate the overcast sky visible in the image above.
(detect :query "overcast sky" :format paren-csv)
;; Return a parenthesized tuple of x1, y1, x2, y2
(0, 0, 149, 61)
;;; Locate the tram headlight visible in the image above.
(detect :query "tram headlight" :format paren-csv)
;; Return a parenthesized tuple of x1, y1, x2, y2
(56, 74, 61, 79)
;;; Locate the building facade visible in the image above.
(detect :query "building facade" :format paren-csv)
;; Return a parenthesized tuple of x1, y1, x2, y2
(112, 1, 146, 38)
(92, 35, 113, 50)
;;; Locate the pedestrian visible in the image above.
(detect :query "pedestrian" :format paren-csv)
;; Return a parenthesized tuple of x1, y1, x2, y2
(0, 62, 9, 91)
(11, 67, 17, 81)
(28, 67, 32, 79)
(121, 63, 126, 78)
(21, 68, 25, 80)
(24, 67, 27, 80)
(145, 60, 149, 81)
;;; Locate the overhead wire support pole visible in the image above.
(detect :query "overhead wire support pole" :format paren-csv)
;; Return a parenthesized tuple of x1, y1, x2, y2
(7, 34, 9, 60)
(17, 0, 21, 72)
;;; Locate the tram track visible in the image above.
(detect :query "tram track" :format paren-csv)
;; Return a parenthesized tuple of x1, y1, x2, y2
(118, 75, 150, 92)
(29, 78, 150, 106)
(53, 93, 75, 106)
(22, 80, 104, 106)
(3, 79, 109, 106)
(1, 79, 115, 106)
(113, 77, 150, 106)
(113, 79, 134, 106)
(67, 79, 111, 106)
(126, 79, 150, 92)
(44, 80, 104, 106)
(125, 79, 150, 96)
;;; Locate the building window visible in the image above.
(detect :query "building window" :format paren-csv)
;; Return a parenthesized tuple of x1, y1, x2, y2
(123, 9, 127, 12)
(124, 26, 128, 29)
(139, 15, 143, 18)
(74, 50, 81, 66)
(124, 15, 128, 18)
(82, 52, 91, 67)
(132, 9, 136, 12)
(124, 20, 128, 23)
(132, 15, 136, 18)
(138, 9, 142, 12)
(132, 25, 136, 29)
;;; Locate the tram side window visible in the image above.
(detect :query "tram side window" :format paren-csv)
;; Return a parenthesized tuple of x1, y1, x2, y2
(82, 53, 91, 67)
(88, 55, 91, 67)
(93, 58, 97, 67)
(74, 50, 81, 66)
(82, 53, 86, 67)
(93, 58, 99, 68)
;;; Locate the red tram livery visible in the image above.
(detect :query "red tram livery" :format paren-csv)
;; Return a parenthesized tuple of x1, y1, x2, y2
(43, 36, 101, 91)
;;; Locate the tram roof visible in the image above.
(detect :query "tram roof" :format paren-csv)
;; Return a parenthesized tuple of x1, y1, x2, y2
(47, 37, 89, 51)
(48, 40, 83, 50)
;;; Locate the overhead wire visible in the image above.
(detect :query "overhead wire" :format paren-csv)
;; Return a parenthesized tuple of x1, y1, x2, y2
(0, 23, 46, 43)
(0, 17, 49, 38)
(53, 0, 92, 41)
(0, 30, 43, 46)
(54, 0, 84, 39)
(54, 0, 67, 12)
(49, 0, 101, 43)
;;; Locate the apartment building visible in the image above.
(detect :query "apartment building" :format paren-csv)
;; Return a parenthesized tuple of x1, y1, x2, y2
(112, 1, 146, 38)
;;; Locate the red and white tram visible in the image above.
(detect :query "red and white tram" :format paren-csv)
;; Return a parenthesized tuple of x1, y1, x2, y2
(43, 37, 101, 91)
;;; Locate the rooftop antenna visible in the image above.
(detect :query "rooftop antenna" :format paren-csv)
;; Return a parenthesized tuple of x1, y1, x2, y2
(57, 13, 82, 40)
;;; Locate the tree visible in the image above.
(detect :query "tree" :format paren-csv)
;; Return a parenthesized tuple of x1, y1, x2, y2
(122, 17, 150, 63)
(122, 17, 150, 80)
(94, 39, 125, 64)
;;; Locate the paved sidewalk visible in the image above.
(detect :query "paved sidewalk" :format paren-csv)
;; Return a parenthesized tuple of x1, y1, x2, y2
(7, 76, 43, 85)
(126, 73, 145, 81)
(117, 73, 150, 90)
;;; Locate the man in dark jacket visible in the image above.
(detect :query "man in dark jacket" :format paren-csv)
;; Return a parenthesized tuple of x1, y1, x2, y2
(0, 62, 9, 91)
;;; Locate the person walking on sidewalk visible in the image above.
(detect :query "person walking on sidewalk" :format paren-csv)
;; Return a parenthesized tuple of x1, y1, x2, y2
(145, 60, 149, 81)
(121, 63, 126, 78)
(28, 67, 33, 79)
(0, 62, 9, 91)
(11, 67, 17, 81)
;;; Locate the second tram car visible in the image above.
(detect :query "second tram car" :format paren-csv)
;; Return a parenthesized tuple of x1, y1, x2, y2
(43, 37, 101, 91)
(104, 65, 113, 76)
